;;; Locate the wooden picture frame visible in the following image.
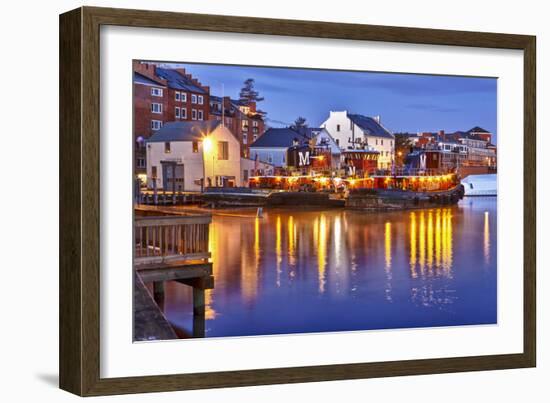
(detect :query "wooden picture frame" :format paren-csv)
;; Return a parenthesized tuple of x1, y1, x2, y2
(59, 6, 536, 396)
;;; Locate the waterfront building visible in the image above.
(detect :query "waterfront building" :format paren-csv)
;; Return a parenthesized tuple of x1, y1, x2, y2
(311, 128, 342, 169)
(249, 127, 311, 168)
(320, 111, 395, 169)
(133, 62, 210, 178)
(405, 128, 497, 173)
(145, 120, 241, 192)
(241, 158, 275, 181)
(209, 96, 266, 158)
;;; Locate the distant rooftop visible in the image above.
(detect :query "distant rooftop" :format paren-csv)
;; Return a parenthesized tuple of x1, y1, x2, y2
(155, 67, 207, 94)
(133, 72, 166, 87)
(250, 128, 309, 148)
(347, 114, 394, 139)
(146, 121, 221, 143)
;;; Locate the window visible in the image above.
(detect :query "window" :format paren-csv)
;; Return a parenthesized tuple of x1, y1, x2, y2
(136, 158, 145, 168)
(175, 92, 180, 101)
(151, 120, 162, 130)
(375, 139, 378, 145)
(191, 94, 197, 104)
(151, 166, 158, 178)
(218, 141, 229, 160)
(268, 154, 273, 163)
(192, 109, 197, 120)
(181, 108, 187, 119)
(198, 110, 204, 120)
(175, 107, 180, 118)
(253, 120, 259, 127)
(336, 124, 341, 132)
(243, 169, 249, 182)
(198, 95, 204, 105)
(381, 139, 384, 146)
(335, 139, 340, 146)
(243, 133, 248, 144)
(242, 120, 249, 131)
(181, 92, 187, 102)
(192, 141, 199, 153)
(151, 88, 163, 97)
(151, 103, 162, 114)
(253, 134, 258, 141)
(164, 142, 171, 153)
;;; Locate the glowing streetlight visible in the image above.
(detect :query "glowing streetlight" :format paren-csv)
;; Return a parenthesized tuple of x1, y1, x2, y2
(202, 136, 215, 189)
(203, 136, 213, 153)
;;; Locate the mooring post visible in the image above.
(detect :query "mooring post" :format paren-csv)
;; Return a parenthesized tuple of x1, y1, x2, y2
(192, 287, 206, 338)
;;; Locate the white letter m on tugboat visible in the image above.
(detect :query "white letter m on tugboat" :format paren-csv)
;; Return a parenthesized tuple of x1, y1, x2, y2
(298, 151, 310, 166)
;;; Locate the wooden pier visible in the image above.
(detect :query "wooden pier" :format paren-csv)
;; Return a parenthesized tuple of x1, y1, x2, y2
(133, 213, 213, 340)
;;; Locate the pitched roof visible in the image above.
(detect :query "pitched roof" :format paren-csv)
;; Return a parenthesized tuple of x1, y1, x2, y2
(147, 121, 221, 143)
(468, 126, 490, 134)
(133, 72, 166, 87)
(155, 68, 207, 94)
(347, 114, 394, 139)
(250, 128, 308, 148)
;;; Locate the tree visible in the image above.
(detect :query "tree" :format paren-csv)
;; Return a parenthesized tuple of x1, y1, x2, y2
(239, 78, 264, 105)
(394, 133, 414, 167)
(292, 116, 308, 129)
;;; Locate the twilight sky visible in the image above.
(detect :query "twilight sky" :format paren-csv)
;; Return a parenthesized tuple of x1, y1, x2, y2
(161, 62, 497, 143)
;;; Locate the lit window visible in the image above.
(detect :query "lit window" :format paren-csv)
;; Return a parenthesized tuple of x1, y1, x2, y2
(192, 141, 199, 153)
(151, 88, 163, 97)
(164, 142, 171, 153)
(151, 103, 162, 114)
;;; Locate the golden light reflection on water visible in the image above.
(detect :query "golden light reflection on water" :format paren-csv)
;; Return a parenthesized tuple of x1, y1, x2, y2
(276, 215, 282, 287)
(318, 214, 327, 294)
(288, 215, 296, 267)
(410, 212, 417, 278)
(384, 222, 393, 302)
(409, 208, 454, 278)
(205, 222, 217, 320)
(204, 206, 461, 315)
(484, 211, 490, 264)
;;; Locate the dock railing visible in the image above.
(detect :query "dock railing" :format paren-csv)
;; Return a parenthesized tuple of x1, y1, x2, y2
(134, 215, 211, 266)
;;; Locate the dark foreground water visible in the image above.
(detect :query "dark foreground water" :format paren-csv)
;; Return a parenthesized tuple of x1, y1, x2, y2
(162, 198, 497, 338)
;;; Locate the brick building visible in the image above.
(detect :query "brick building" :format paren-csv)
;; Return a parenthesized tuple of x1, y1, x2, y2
(133, 61, 210, 176)
(209, 96, 266, 158)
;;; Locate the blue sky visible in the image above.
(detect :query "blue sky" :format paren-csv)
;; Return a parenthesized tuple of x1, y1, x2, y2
(160, 62, 497, 143)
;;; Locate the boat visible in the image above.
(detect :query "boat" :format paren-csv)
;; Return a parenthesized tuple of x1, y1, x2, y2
(461, 174, 497, 196)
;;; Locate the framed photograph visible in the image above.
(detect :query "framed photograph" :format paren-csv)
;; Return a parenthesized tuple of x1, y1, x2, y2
(59, 6, 536, 396)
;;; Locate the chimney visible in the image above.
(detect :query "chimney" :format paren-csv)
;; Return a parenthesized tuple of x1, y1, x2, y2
(223, 96, 232, 113)
(438, 129, 445, 141)
(373, 115, 381, 124)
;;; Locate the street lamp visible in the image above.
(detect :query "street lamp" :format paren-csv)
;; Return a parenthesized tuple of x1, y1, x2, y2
(202, 136, 215, 188)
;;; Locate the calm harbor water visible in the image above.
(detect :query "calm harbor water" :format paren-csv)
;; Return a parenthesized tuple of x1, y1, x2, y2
(162, 198, 497, 338)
